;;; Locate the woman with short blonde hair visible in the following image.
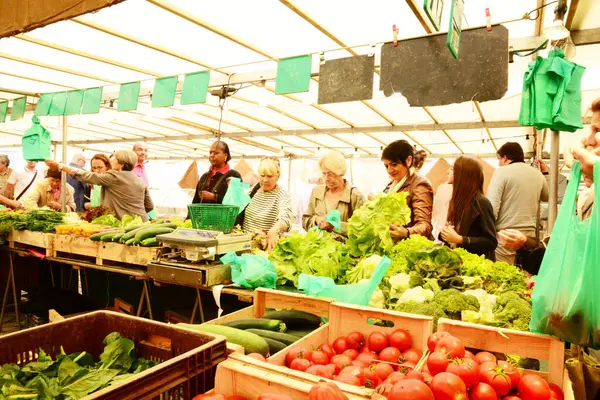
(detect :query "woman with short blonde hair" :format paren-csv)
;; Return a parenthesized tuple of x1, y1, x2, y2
(303, 151, 365, 240)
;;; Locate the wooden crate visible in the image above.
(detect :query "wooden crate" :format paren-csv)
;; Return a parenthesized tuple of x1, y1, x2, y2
(437, 318, 573, 397)
(9, 230, 55, 256)
(53, 235, 160, 266)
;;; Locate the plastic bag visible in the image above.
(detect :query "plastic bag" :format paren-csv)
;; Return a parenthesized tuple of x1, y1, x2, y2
(221, 252, 276, 289)
(90, 185, 102, 208)
(222, 177, 251, 215)
(22, 116, 52, 161)
(298, 256, 391, 306)
(530, 160, 600, 349)
(326, 210, 342, 231)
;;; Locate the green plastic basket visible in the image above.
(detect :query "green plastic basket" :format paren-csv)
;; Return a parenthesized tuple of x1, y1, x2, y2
(187, 204, 240, 233)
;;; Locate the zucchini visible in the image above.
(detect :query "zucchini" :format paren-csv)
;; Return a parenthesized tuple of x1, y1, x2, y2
(99, 230, 125, 242)
(124, 223, 146, 233)
(140, 238, 160, 247)
(133, 227, 174, 244)
(286, 329, 314, 338)
(262, 310, 322, 329)
(262, 337, 287, 355)
(244, 329, 299, 346)
(90, 229, 121, 241)
(125, 238, 136, 246)
(178, 323, 269, 356)
(222, 318, 286, 332)
(111, 233, 125, 242)
(120, 226, 148, 243)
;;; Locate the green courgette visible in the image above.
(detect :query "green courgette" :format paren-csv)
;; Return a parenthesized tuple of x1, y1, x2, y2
(262, 337, 287, 355)
(90, 229, 121, 241)
(178, 323, 269, 356)
(120, 226, 147, 243)
(133, 227, 174, 244)
(286, 329, 314, 338)
(124, 223, 146, 233)
(99, 230, 125, 242)
(222, 318, 286, 332)
(262, 310, 322, 329)
(125, 238, 136, 246)
(244, 329, 299, 346)
(140, 238, 160, 247)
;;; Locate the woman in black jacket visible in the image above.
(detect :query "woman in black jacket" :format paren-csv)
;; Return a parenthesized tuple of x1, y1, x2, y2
(440, 156, 498, 260)
(191, 141, 241, 204)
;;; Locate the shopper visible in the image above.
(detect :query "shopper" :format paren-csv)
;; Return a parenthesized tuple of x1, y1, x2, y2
(432, 166, 453, 243)
(487, 142, 549, 264)
(84, 154, 111, 210)
(242, 157, 293, 250)
(132, 143, 149, 186)
(192, 141, 241, 204)
(66, 153, 90, 212)
(45, 151, 154, 221)
(303, 151, 365, 240)
(23, 168, 75, 211)
(5, 160, 42, 201)
(382, 140, 434, 241)
(440, 157, 497, 260)
(0, 155, 13, 195)
(573, 97, 600, 219)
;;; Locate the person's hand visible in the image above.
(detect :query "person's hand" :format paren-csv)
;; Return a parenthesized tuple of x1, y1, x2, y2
(45, 159, 59, 169)
(316, 217, 333, 231)
(572, 147, 600, 181)
(201, 191, 216, 201)
(441, 225, 463, 244)
(534, 159, 549, 173)
(266, 229, 279, 251)
(497, 229, 527, 250)
(389, 224, 409, 242)
(47, 201, 61, 211)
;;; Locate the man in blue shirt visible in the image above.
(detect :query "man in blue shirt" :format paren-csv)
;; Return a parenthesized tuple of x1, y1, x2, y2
(66, 153, 90, 212)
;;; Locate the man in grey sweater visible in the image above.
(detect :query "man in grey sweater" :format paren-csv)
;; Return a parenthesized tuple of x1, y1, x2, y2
(487, 142, 549, 264)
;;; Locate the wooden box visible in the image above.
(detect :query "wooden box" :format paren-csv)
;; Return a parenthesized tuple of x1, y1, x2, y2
(53, 235, 160, 266)
(9, 230, 54, 256)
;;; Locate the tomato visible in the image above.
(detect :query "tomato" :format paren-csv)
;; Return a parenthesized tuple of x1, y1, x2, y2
(343, 349, 359, 360)
(333, 337, 350, 354)
(290, 358, 311, 372)
(347, 331, 366, 349)
(427, 332, 451, 352)
(326, 363, 339, 376)
(427, 351, 449, 376)
(475, 352, 497, 365)
(479, 362, 498, 374)
(401, 348, 423, 365)
(435, 336, 465, 359)
(375, 382, 394, 397)
(311, 350, 330, 366)
(500, 363, 520, 389)
(464, 350, 477, 362)
(422, 371, 433, 386)
(308, 380, 347, 400)
(356, 352, 377, 365)
(397, 362, 416, 375)
(374, 362, 395, 381)
(351, 360, 366, 368)
(331, 355, 353, 370)
(192, 395, 225, 400)
(306, 364, 332, 379)
(389, 329, 412, 352)
(470, 382, 498, 400)
(379, 347, 402, 364)
(548, 383, 564, 400)
(361, 346, 373, 353)
(504, 397, 523, 400)
(430, 372, 467, 400)
(334, 373, 361, 386)
(340, 365, 362, 377)
(388, 379, 435, 400)
(481, 367, 512, 396)
(368, 332, 389, 353)
(246, 353, 266, 362)
(388, 371, 406, 384)
(319, 344, 336, 360)
(257, 395, 293, 400)
(518, 374, 551, 400)
(286, 347, 311, 367)
(226, 396, 246, 400)
(446, 358, 480, 388)
(405, 370, 424, 381)
(363, 367, 381, 388)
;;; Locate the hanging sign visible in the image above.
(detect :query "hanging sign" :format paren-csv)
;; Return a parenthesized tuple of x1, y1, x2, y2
(424, 0, 444, 31)
(446, 0, 464, 59)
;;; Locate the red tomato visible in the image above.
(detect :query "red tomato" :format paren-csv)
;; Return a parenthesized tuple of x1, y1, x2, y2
(335, 373, 361, 386)
(464, 350, 477, 362)
(430, 372, 467, 400)
(427, 351, 449, 376)
(504, 397, 523, 400)
(435, 336, 466, 359)
(388, 379, 435, 400)
(246, 353, 266, 362)
(356, 352, 377, 365)
(518, 374, 551, 400)
(375, 382, 394, 397)
(427, 332, 451, 352)
(306, 364, 332, 379)
(368, 332, 389, 353)
(379, 347, 402, 364)
(401, 348, 423, 365)
(361, 346, 373, 353)
(286, 347, 310, 367)
(548, 383, 564, 400)
(475, 352, 497, 365)
(470, 382, 498, 400)
(388, 371, 406, 384)
(290, 358, 311, 372)
(481, 367, 512, 396)
(226, 396, 246, 400)
(325, 363, 339, 376)
(479, 362, 498, 374)
(319, 344, 336, 360)
(500, 363, 521, 389)
(311, 351, 330, 366)
(351, 360, 366, 368)
(374, 363, 395, 381)
(347, 331, 366, 349)
(333, 337, 350, 354)
(343, 349, 359, 360)
(192, 395, 225, 400)
(330, 354, 353, 370)
(389, 329, 413, 352)
(363, 367, 381, 388)
(405, 370, 424, 381)
(446, 358, 480, 388)
(340, 365, 363, 377)
(422, 371, 433, 386)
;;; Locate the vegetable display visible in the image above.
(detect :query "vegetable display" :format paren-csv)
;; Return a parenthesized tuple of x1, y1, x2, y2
(0, 332, 157, 399)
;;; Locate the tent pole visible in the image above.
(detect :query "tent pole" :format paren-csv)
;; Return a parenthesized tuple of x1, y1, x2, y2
(60, 116, 68, 212)
(547, 130, 560, 233)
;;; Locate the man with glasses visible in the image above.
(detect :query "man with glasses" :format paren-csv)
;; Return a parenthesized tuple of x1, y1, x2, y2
(132, 143, 149, 185)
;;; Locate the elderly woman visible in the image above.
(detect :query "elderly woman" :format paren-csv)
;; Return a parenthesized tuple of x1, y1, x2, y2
(303, 151, 365, 239)
(23, 168, 75, 211)
(45, 150, 154, 221)
(241, 157, 293, 250)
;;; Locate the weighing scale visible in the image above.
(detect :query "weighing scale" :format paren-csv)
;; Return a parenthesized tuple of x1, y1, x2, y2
(156, 228, 252, 262)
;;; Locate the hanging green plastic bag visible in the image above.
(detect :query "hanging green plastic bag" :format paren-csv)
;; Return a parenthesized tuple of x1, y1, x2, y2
(90, 185, 102, 208)
(221, 252, 276, 289)
(22, 116, 52, 161)
(530, 160, 600, 349)
(222, 177, 251, 215)
(298, 256, 391, 306)
(326, 210, 342, 231)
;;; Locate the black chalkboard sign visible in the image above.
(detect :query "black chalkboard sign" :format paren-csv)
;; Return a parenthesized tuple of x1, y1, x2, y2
(380, 26, 509, 106)
(318, 55, 375, 105)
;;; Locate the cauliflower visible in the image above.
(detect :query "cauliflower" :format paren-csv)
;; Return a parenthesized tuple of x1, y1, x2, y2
(398, 286, 434, 304)
(389, 272, 423, 299)
(358, 279, 386, 309)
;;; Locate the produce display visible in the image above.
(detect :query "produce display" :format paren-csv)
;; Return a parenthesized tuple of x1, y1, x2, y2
(179, 309, 322, 356)
(0, 332, 157, 399)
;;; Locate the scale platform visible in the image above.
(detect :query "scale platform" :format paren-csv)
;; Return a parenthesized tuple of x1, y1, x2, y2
(156, 228, 251, 262)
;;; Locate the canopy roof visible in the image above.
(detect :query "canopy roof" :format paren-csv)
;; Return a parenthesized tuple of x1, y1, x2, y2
(0, 0, 599, 160)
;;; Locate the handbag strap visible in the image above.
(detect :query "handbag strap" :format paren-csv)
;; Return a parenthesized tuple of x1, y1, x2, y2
(16, 170, 38, 201)
(347, 187, 355, 219)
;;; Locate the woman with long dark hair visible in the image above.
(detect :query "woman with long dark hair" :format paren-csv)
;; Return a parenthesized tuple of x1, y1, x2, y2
(440, 156, 497, 260)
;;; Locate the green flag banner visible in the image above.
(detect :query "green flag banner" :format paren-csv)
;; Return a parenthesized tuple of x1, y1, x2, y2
(180, 71, 210, 105)
(48, 92, 67, 116)
(34, 93, 54, 116)
(82, 87, 103, 114)
(118, 81, 141, 111)
(11, 97, 26, 121)
(152, 76, 178, 108)
(65, 90, 85, 115)
(275, 55, 312, 95)
(0, 101, 8, 123)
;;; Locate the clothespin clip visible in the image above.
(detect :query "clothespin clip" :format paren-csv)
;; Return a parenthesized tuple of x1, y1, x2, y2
(369, 44, 376, 57)
(392, 24, 399, 47)
(485, 8, 492, 31)
(319, 51, 325, 64)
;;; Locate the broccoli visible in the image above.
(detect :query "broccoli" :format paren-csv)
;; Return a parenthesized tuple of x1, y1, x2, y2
(431, 289, 480, 319)
(492, 292, 532, 331)
(394, 300, 448, 330)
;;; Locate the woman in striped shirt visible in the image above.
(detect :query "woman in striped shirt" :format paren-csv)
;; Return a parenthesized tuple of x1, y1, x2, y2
(242, 157, 293, 250)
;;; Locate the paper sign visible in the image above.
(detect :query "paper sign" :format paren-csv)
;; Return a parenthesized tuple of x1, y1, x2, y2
(181, 71, 210, 105)
(49, 92, 67, 116)
(82, 87, 103, 114)
(0, 101, 8, 123)
(34, 93, 53, 116)
(275, 55, 312, 95)
(11, 97, 26, 121)
(118, 81, 141, 111)
(152, 76, 178, 108)
(65, 90, 84, 115)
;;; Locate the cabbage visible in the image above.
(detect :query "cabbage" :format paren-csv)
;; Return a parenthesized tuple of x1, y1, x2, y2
(346, 255, 383, 284)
